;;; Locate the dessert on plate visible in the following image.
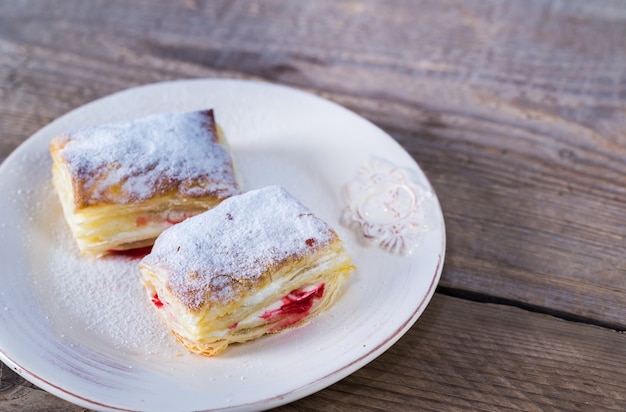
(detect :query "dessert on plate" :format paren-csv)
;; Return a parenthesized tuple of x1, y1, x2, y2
(49, 109, 240, 256)
(139, 185, 355, 356)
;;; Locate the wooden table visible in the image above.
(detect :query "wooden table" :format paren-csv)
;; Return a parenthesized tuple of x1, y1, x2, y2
(2, 0, 626, 410)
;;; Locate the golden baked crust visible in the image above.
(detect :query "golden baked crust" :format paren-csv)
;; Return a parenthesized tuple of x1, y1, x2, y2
(50, 109, 241, 256)
(139, 186, 355, 356)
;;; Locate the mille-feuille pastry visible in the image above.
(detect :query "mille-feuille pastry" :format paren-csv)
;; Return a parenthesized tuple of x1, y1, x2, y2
(50, 109, 241, 256)
(139, 185, 355, 356)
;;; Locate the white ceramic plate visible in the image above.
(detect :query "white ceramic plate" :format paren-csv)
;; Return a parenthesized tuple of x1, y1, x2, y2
(0, 79, 445, 411)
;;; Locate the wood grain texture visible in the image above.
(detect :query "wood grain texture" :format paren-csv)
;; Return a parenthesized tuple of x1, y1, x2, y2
(1, 0, 626, 410)
(280, 295, 626, 411)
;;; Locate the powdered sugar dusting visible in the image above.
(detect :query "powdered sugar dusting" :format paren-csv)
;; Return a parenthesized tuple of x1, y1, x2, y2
(57, 110, 239, 205)
(38, 216, 183, 357)
(141, 186, 334, 311)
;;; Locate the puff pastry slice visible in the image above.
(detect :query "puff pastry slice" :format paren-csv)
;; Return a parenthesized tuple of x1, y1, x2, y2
(139, 185, 355, 356)
(49, 109, 240, 256)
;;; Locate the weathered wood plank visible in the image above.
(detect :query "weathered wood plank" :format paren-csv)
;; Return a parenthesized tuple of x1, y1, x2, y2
(2, 295, 625, 411)
(280, 294, 626, 411)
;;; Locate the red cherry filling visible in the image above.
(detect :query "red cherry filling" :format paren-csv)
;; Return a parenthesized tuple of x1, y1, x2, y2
(135, 216, 149, 226)
(260, 283, 325, 331)
(107, 246, 153, 259)
(151, 292, 164, 308)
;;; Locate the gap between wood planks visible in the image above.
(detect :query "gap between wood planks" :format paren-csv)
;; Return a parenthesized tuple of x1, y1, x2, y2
(436, 286, 626, 333)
